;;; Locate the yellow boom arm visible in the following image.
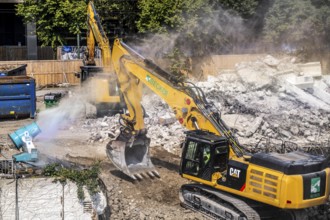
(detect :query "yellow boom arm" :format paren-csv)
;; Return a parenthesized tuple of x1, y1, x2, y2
(86, 1, 111, 68)
(111, 39, 244, 158)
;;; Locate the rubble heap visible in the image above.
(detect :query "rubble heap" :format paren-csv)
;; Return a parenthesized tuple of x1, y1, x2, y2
(84, 55, 330, 155)
(79, 55, 330, 220)
(198, 55, 330, 153)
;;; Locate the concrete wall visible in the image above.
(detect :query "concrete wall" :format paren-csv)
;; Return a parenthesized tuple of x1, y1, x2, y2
(199, 54, 266, 76)
(199, 54, 329, 77)
(0, 178, 96, 220)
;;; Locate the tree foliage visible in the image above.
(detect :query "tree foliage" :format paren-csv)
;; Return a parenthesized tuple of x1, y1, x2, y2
(310, 0, 330, 47)
(16, 0, 87, 50)
(93, 0, 139, 39)
(263, 0, 330, 50)
(15, 0, 329, 56)
(136, 0, 260, 57)
(217, 0, 259, 18)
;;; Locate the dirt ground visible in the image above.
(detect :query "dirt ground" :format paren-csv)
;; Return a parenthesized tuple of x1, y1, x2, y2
(0, 93, 206, 220)
(0, 78, 330, 220)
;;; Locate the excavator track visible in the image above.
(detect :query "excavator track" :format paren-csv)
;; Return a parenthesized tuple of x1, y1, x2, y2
(180, 184, 260, 220)
(180, 184, 313, 220)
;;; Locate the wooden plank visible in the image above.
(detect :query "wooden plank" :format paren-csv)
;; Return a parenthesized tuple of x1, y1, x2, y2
(0, 60, 83, 87)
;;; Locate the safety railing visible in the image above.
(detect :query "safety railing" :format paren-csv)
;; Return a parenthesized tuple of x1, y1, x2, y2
(0, 159, 15, 178)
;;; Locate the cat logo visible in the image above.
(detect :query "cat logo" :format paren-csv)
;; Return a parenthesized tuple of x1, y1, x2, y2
(229, 168, 241, 178)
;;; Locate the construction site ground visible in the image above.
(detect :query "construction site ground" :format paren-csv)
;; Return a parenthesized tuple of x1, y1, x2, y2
(0, 92, 206, 220)
(1, 55, 330, 219)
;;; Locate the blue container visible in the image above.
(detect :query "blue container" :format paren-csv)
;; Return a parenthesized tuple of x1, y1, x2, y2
(0, 76, 36, 118)
(9, 122, 41, 149)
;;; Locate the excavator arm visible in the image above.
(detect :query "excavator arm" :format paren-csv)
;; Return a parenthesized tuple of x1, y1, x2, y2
(79, 1, 124, 117)
(107, 39, 245, 180)
(85, 1, 111, 68)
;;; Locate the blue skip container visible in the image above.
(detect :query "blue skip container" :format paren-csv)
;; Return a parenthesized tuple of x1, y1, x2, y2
(0, 76, 36, 119)
(9, 122, 41, 149)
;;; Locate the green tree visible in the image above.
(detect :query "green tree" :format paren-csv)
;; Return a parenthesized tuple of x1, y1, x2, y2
(263, 0, 329, 50)
(137, 0, 213, 34)
(16, 0, 87, 50)
(94, 0, 139, 40)
(310, 0, 330, 48)
(216, 0, 260, 18)
(136, 0, 262, 57)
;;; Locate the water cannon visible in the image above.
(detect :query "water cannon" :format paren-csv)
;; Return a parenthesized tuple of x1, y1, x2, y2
(9, 122, 41, 162)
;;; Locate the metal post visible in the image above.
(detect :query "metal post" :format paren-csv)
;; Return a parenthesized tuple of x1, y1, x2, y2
(77, 32, 80, 59)
(26, 22, 38, 60)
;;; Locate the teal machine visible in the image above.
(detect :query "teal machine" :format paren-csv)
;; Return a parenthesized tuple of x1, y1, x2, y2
(9, 122, 41, 162)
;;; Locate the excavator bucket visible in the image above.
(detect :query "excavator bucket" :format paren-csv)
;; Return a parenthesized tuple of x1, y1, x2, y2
(106, 133, 160, 180)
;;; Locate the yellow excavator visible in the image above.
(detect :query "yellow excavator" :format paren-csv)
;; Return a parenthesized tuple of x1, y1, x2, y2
(77, 1, 124, 116)
(106, 38, 330, 219)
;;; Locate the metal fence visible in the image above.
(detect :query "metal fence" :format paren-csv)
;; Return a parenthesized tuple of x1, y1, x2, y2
(0, 159, 15, 178)
(0, 46, 54, 61)
(57, 46, 101, 61)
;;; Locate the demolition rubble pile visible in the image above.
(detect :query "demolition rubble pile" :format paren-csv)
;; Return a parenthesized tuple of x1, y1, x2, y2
(83, 100, 185, 155)
(200, 55, 330, 154)
(83, 55, 330, 155)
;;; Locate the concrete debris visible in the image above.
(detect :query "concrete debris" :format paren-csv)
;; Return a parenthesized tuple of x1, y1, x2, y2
(197, 55, 330, 151)
(263, 55, 280, 67)
(82, 55, 330, 157)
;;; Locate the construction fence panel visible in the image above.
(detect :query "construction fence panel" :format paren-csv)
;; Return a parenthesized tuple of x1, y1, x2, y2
(0, 46, 54, 60)
(0, 55, 269, 87)
(0, 60, 81, 87)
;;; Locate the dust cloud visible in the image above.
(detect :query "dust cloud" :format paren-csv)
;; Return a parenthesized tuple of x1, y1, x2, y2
(36, 92, 85, 139)
(134, 7, 250, 61)
(35, 80, 96, 141)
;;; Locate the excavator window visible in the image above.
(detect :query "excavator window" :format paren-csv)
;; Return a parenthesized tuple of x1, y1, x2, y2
(108, 78, 120, 96)
(183, 141, 200, 176)
(181, 137, 229, 181)
(181, 140, 214, 179)
(213, 145, 228, 172)
(202, 145, 211, 168)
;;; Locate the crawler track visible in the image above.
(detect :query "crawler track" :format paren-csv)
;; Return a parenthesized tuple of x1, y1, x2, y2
(179, 184, 318, 220)
(180, 184, 260, 220)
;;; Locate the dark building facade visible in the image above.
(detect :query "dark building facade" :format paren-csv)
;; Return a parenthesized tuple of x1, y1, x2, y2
(0, 0, 39, 60)
(0, 1, 25, 46)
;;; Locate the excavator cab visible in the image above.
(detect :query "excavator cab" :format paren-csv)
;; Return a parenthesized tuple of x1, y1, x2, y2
(180, 130, 229, 181)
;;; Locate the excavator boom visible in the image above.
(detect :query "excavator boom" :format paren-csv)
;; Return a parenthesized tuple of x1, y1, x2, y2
(107, 38, 245, 179)
(79, 1, 124, 117)
(86, 1, 111, 68)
